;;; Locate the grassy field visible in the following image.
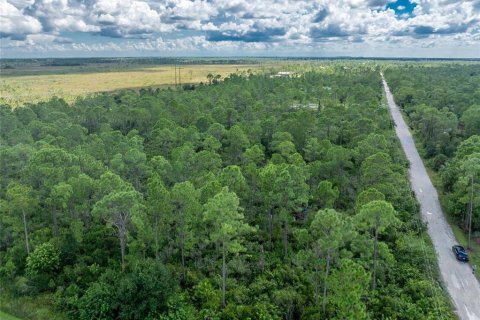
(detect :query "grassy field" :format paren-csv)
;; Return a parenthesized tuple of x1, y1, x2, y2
(0, 64, 262, 106)
(0, 59, 381, 107)
(0, 310, 22, 320)
(0, 288, 66, 320)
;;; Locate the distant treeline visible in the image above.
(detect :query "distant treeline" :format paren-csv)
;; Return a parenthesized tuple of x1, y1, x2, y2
(0, 57, 259, 68)
(1, 57, 479, 65)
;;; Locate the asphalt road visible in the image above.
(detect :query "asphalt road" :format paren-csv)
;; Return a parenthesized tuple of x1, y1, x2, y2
(382, 73, 480, 320)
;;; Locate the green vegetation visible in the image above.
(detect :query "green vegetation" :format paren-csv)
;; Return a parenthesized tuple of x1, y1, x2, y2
(0, 288, 66, 320)
(0, 64, 454, 319)
(384, 63, 480, 266)
(0, 310, 22, 320)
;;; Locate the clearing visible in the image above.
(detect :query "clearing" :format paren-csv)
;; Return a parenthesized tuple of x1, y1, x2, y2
(0, 64, 261, 106)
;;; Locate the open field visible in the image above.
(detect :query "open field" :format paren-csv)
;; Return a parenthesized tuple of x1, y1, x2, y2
(0, 59, 379, 107)
(0, 64, 262, 106)
(3, 59, 474, 108)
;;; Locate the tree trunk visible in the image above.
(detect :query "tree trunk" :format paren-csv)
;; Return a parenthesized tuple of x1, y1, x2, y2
(268, 209, 273, 249)
(180, 211, 186, 280)
(314, 260, 319, 305)
(22, 209, 30, 255)
(52, 208, 58, 238)
(259, 244, 265, 272)
(322, 250, 331, 312)
(116, 213, 128, 272)
(372, 228, 378, 290)
(283, 221, 288, 258)
(82, 209, 91, 229)
(222, 238, 227, 308)
(119, 227, 126, 272)
(154, 212, 159, 260)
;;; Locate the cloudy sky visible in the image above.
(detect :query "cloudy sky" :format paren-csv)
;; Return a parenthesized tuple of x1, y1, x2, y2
(1, 0, 479, 58)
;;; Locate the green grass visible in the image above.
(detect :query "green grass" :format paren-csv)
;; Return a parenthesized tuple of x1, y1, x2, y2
(0, 288, 67, 320)
(0, 310, 22, 320)
(425, 166, 443, 189)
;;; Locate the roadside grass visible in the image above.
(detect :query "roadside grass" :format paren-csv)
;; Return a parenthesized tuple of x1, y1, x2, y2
(419, 143, 480, 281)
(0, 64, 262, 107)
(0, 288, 67, 320)
(424, 166, 443, 189)
(449, 220, 480, 279)
(0, 310, 22, 320)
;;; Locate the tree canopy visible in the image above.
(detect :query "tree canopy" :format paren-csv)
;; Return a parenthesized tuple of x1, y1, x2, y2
(0, 63, 455, 319)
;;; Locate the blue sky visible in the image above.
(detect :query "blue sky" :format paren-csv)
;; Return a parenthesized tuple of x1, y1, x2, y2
(1, 0, 479, 58)
(387, 0, 417, 17)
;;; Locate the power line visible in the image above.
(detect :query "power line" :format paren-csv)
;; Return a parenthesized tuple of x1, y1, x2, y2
(411, 196, 445, 320)
(468, 175, 474, 249)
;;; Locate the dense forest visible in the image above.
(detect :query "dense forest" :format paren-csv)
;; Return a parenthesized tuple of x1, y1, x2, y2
(384, 64, 480, 237)
(0, 65, 454, 319)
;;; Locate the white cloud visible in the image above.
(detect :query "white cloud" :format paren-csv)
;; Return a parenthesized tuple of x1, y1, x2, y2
(0, 0, 478, 57)
(7, 0, 33, 9)
(0, 0, 42, 37)
(91, 0, 172, 36)
(22, 0, 98, 33)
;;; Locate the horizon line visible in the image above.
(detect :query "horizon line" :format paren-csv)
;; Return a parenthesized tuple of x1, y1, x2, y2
(1, 56, 479, 61)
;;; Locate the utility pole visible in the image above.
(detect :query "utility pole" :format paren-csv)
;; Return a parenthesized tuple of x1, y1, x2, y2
(468, 175, 474, 249)
(178, 63, 181, 86)
(174, 64, 177, 87)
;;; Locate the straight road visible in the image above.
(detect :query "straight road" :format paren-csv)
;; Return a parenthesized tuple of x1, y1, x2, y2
(382, 73, 480, 320)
